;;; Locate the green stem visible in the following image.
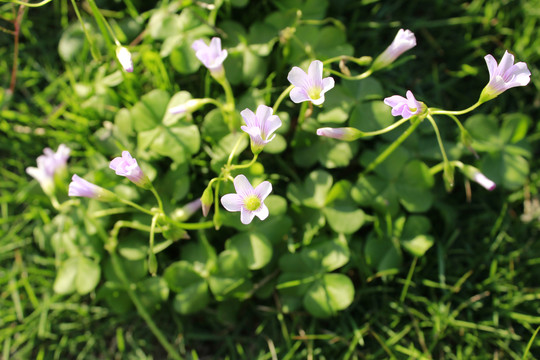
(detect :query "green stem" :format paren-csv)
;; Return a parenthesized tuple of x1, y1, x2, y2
(297, 101, 309, 125)
(430, 160, 464, 175)
(109, 252, 183, 360)
(426, 114, 450, 170)
(359, 117, 410, 137)
(362, 118, 422, 175)
(429, 100, 482, 116)
(69, 0, 100, 61)
(165, 218, 215, 230)
(86, 0, 118, 47)
(150, 185, 165, 215)
(4, 0, 53, 7)
(326, 68, 373, 81)
(273, 84, 294, 113)
(117, 197, 154, 216)
(226, 133, 247, 167)
(215, 75, 236, 131)
(230, 153, 258, 171)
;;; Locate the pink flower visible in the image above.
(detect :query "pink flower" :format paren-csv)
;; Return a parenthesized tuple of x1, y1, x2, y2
(109, 151, 150, 189)
(26, 144, 70, 194)
(472, 172, 496, 191)
(240, 105, 282, 154)
(221, 175, 272, 225)
(116, 46, 133, 72)
(287, 60, 335, 105)
(384, 90, 423, 119)
(316, 127, 362, 141)
(192, 37, 228, 73)
(372, 29, 416, 71)
(480, 50, 531, 101)
(68, 174, 115, 201)
(462, 165, 496, 191)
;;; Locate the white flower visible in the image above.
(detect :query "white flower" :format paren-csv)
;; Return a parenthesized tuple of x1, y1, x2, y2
(240, 105, 282, 154)
(26, 144, 70, 194)
(372, 29, 416, 70)
(480, 50, 531, 101)
(192, 37, 228, 72)
(116, 46, 133, 72)
(287, 60, 335, 105)
(221, 175, 272, 225)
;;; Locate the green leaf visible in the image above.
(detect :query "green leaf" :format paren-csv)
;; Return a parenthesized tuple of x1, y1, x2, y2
(305, 236, 350, 272)
(317, 140, 359, 169)
(400, 216, 434, 257)
(349, 101, 394, 136)
(76, 257, 101, 294)
(364, 233, 402, 272)
(226, 232, 273, 270)
(163, 261, 207, 293)
(147, 10, 181, 40)
(53, 257, 78, 294)
(208, 250, 251, 300)
(136, 277, 169, 313)
(287, 170, 333, 209)
(172, 282, 210, 314)
(131, 89, 170, 132)
(303, 273, 354, 318)
(323, 201, 365, 234)
(395, 160, 434, 213)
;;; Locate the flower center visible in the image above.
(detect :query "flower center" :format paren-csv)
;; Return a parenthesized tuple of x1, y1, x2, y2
(244, 195, 261, 211)
(308, 86, 322, 100)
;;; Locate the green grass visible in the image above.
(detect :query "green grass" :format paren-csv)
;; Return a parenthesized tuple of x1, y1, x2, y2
(1, 0, 540, 358)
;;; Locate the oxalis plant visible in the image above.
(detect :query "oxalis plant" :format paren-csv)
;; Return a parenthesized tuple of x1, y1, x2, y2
(23, 1, 531, 358)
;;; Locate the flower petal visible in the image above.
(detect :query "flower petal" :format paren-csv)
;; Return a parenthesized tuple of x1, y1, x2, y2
(240, 208, 256, 224)
(254, 181, 272, 201)
(240, 108, 257, 127)
(252, 203, 269, 221)
(322, 77, 335, 92)
(263, 115, 282, 138)
(255, 105, 272, 123)
(287, 66, 308, 87)
(307, 60, 323, 82)
(383, 95, 407, 107)
(484, 54, 498, 80)
(497, 50, 515, 74)
(221, 193, 243, 212)
(233, 174, 253, 198)
(290, 87, 310, 103)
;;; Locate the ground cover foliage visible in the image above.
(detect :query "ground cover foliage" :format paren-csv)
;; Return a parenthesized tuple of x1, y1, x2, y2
(1, 0, 540, 358)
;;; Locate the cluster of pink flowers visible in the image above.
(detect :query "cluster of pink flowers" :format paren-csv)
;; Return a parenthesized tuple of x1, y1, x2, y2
(33, 29, 530, 226)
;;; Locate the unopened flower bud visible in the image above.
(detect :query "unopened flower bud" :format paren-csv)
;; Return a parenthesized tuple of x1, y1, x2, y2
(316, 127, 363, 141)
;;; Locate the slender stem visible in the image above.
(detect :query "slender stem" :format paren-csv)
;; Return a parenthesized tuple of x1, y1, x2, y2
(430, 160, 464, 175)
(322, 55, 370, 66)
(86, 0, 119, 46)
(359, 117, 410, 137)
(166, 218, 215, 230)
(109, 252, 183, 360)
(9, 4, 25, 94)
(326, 68, 373, 81)
(429, 100, 482, 116)
(361, 119, 422, 175)
(69, 0, 100, 61)
(230, 153, 258, 171)
(117, 197, 154, 216)
(273, 84, 294, 113)
(226, 133, 247, 167)
(150, 185, 165, 215)
(426, 114, 450, 170)
(148, 214, 158, 275)
(3, 0, 53, 7)
(297, 101, 309, 125)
